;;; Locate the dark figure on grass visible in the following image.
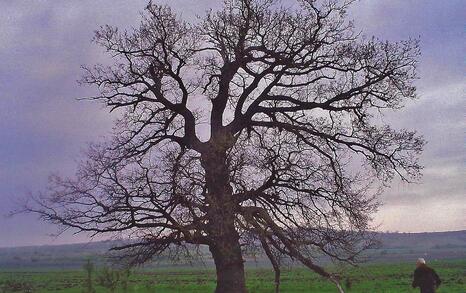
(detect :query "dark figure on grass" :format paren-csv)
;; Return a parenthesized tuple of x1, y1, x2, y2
(412, 258, 441, 293)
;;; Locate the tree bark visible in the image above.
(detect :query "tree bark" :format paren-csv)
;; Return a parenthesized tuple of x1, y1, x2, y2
(209, 226, 247, 293)
(202, 145, 247, 293)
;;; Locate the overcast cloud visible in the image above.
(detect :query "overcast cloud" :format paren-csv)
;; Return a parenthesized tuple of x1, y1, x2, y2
(0, 0, 464, 247)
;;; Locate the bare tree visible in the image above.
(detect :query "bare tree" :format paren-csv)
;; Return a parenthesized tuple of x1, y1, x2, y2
(26, 0, 424, 292)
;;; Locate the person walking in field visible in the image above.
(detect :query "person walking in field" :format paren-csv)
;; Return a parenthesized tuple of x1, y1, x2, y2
(412, 258, 442, 293)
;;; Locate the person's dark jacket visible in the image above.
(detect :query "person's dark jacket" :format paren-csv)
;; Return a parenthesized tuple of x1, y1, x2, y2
(412, 264, 441, 293)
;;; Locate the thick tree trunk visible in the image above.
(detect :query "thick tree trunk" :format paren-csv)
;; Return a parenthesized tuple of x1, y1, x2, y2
(202, 143, 247, 293)
(209, 226, 247, 293)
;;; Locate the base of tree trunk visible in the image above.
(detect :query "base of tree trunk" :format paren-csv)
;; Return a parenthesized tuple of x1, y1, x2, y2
(210, 241, 247, 293)
(214, 264, 247, 293)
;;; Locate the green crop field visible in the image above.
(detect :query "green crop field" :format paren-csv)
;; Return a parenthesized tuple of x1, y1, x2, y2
(0, 260, 464, 293)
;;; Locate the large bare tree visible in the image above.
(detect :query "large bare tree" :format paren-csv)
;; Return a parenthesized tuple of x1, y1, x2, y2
(26, 0, 424, 292)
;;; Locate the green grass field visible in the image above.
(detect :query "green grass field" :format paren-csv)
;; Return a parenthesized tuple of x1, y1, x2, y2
(0, 260, 464, 293)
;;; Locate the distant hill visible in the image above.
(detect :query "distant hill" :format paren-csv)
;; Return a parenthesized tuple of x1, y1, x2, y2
(378, 230, 466, 249)
(0, 230, 465, 269)
(366, 230, 466, 262)
(0, 240, 122, 269)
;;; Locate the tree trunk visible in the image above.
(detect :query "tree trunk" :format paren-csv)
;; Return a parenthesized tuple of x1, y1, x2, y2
(202, 144, 247, 293)
(209, 227, 247, 293)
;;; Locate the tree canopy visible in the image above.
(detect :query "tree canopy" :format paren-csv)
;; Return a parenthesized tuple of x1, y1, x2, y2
(27, 1, 423, 292)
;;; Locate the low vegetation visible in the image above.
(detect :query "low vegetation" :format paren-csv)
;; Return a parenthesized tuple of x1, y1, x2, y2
(0, 260, 464, 293)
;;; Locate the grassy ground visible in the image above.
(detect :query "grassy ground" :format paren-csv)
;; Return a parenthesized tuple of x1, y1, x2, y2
(0, 260, 464, 293)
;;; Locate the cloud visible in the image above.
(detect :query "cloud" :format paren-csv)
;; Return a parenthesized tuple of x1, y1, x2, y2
(375, 199, 466, 233)
(343, 0, 465, 232)
(0, 0, 464, 246)
(0, 1, 147, 247)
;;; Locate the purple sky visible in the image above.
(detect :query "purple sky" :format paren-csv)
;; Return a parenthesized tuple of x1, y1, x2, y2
(0, 0, 464, 247)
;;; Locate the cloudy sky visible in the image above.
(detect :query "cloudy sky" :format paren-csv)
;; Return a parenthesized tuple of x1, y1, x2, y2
(0, 0, 464, 247)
